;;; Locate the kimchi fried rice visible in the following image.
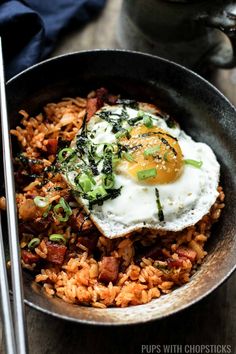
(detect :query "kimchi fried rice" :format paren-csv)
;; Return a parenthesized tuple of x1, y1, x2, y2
(4, 88, 224, 308)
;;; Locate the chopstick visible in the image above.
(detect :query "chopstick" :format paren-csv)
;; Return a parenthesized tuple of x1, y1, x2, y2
(0, 212, 16, 354)
(0, 37, 28, 353)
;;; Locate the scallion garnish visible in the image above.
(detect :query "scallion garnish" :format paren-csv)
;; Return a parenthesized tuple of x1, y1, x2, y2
(112, 156, 120, 167)
(115, 128, 131, 140)
(53, 197, 72, 222)
(122, 152, 134, 162)
(143, 145, 160, 157)
(137, 168, 157, 180)
(143, 115, 153, 128)
(43, 204, 52, 218)
(49, 234, 66, 244)
(155, 188, 164, 222)
(104, 144, 115, 154)
(75, 173, 95, 193)
(184, 159, 203, 169)
(58, 148, 76, 162)
(28, 238, 40, 250)
(102, 174, 115, 189)
(34, 196, 49, 208)
(87, 186, 107, 200)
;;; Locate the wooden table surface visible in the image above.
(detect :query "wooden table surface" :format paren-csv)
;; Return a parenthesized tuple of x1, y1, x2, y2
(1, 0, 236, 353)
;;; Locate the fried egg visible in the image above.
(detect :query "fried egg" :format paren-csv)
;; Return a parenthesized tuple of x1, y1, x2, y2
(62, 103, 220, 238)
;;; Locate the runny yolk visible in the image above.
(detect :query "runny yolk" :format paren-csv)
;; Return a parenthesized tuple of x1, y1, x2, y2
(118, 125, 184, 184)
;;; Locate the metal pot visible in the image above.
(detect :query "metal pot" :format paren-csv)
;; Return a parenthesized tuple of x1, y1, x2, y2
(117, 0, 236, 71)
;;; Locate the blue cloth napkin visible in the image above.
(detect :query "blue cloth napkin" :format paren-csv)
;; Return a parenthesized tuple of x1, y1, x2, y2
(0, 0, 106, 79)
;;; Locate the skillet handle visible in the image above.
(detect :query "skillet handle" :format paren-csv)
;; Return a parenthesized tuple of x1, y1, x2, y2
(200, 7, 236, 68)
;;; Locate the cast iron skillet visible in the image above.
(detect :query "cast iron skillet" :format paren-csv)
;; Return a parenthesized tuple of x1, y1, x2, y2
(3, 50, 236, 324)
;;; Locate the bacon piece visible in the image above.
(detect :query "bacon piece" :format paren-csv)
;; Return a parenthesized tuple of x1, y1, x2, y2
(69, 212, 93, 233)
(46, 138, 58, 155)
(19, 219, 50, 236)
(77, 233, 99, 254)
(29, 162, 44, 175)
(21, 250, 40, 264)
(167, 257, 187, 269)
(135, 244, 162, 264)
(86, 98, 101, 120)
(176, 246, 197, 262)
(96, 87, 108, 100)
(107, 94, 118, 105)
(98, 256, 119, 284)
(46, 241, 67, 265)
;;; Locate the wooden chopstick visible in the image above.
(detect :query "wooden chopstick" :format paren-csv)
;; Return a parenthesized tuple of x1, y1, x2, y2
(0, 37, 28, 354)
(0, 212, 16, 354)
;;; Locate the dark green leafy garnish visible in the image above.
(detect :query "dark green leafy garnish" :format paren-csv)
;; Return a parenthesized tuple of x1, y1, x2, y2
(165, 116, 176, 128)
(155, 188, 164, 222)
(116, 98, 139, 109)
(102, 174, 115, 189)
(85, 187, 122, 208)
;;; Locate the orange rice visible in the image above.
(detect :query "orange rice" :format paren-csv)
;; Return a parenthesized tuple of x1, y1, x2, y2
(8, 90, 225, 308)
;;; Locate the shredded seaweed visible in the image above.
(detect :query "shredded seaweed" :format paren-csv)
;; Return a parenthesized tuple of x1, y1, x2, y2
(155, 188, 164, 222)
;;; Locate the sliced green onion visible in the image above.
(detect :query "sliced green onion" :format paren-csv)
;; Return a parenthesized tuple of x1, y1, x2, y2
(122, 152, 134, 162)
(53, 197, 72, 222)
(184, 159, 203, 169)
(87, 186, 107, 200)
(43, 204, 52, 218)
(143, 145, 160, 157)
(49, 234, 66, 244)
(137, 110, 144, 117)
(75, 173, 94, 193)
(102, 174, 115, 189)
(115, 128, 131, 139)
(103, 144, 115, 154)
(112, 156, 120, 167)
(58, 148, 75, 162)
(34, 196, 49, 208)
(28, 238, 40, 250)
(137, 168, 157, 180)
(155, 188, 164, 222)
(143, 115, 153, 128)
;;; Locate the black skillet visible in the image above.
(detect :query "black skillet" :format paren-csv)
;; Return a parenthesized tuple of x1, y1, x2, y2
(3, 50, 236, 324)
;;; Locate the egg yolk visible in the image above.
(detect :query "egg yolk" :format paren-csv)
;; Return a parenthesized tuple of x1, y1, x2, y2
(118, 125, 184, 184)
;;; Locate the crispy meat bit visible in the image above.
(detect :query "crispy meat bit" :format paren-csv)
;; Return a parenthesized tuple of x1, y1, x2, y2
(21, 250, 40, 264)
(86, 98, 102, 120)
(167, 257, 187, 269)
(46, 241, 67, 265)
(19, 219, 50, 236)
(134, 243, 162, 264)
(76, 233, 99, 254)
(19, 199, 44, 221)
(98, 256, 119, 284)
(69, 212, 93, 233)
(46, 138, 58, 155)
(176, 246, 197, 262)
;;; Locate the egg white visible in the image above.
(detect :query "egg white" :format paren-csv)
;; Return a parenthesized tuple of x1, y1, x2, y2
(65, 104, 220, 239)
